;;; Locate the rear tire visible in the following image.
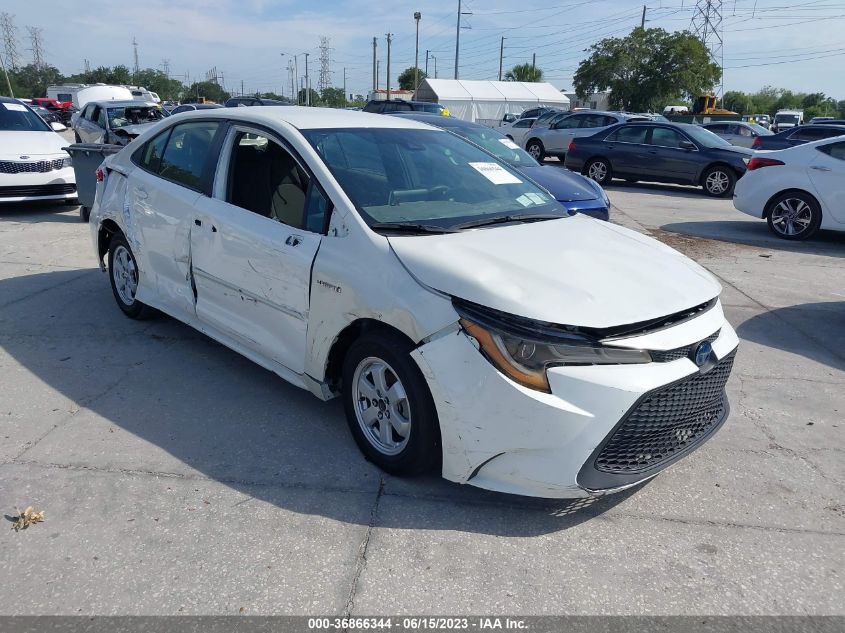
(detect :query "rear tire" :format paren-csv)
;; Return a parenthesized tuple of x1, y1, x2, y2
(765, 191, 822, 240)
(585, 158, 612, 186)
(702, 165, 736, 197)
(526, 139, 545, 161)
(108, 233, 152, 320)
(342, 330, 440, 476)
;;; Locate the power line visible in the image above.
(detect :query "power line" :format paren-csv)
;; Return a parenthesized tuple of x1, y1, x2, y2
(318, 36, 332, 92)
(26, 26, 44, 69)
(0, 12, 20, 71)
(690, 0, 724, 98)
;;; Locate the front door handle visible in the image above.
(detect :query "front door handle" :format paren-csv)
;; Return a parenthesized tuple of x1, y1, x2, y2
(286, 235, 303, 247)
(810, 165, 832, 172)
(194, 218, 202, 226)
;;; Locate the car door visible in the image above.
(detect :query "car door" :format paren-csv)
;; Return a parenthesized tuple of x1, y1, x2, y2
(808, 141, 845, 223)
(601, 125, 650, 179)
(644, 126, 702, 183)
(543, 113, 587, 152)
(128, 120, 225, 317)
(92, 106, 108, 143)
(78, 105, 97, 142)
(190, 127, 326, 374)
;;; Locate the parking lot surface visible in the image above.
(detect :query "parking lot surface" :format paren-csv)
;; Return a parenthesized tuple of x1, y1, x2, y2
(1, 169, 843, 615)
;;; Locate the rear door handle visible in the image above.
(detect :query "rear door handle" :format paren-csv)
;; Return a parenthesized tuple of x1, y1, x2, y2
(286, 235, 303, 247)
(810, 166, 832, 172)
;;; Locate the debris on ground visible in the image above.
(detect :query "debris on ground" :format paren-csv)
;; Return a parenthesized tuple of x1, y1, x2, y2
(11, 506, 45, 532)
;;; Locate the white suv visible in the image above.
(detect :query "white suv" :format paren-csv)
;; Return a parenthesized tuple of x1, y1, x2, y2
(89, 107, 738, 498)
(524, 111, 648, 161)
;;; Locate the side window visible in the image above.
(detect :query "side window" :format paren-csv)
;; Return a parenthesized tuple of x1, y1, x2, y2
(96, 107, 107, 128)
(395, 102, 413, 111)
(650, 127, 684, 148)
(514, 120, 532, 128)
(579, 115, 605, 128)
(707, 124, 726, 134)
(89, 106, 100, 123)
(602, 116, 618, 127)
(159, 121, 220, 191)
(134, 130, 170, 172)
(738, 125, 752, 137)
(790, 127, 823, 141)
(607, 126, 648, 144)
(553, 115, 582, 130)
(227, 131, 319, 231)
(819, 141, 845, 160)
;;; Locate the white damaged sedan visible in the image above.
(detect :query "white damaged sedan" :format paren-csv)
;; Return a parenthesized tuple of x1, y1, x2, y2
(89, 107, 738, 498)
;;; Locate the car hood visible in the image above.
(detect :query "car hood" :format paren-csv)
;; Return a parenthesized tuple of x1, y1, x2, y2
(388, 215, 720, 328)
(0, 131, 68, 158)
(516, 164, 600, 202)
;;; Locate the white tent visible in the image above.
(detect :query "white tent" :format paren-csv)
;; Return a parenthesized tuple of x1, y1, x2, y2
(415, 79, 570, 126)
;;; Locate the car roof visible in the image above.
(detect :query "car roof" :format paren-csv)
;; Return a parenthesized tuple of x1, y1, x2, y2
(175, 105, 440, 131)
(88, 100, 159, 108)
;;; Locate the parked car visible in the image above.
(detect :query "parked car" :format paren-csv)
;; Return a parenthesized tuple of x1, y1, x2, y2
(772, 110, 803, 133)
(499, 113, 519, 126)
(31, 105, 65, 128)
(224, 96, 291, 107)
(525, 111, 650, 161)
(362, 99, 449, 115)
(72, 100, 167, 145)
(519, 106, 560, 120)
(499, 117, 537, 147)
(733, 138, 845, 240)
(751, 124, 845, 150)
(565, 121, 752, 197)
(810, 118, 845, 126)
(0, 97, 76, 203)
(170, 103, 225, 115)
(88, 106, 738, 498)
(701, 121, 772, 148)
(390, 112, 610, 220)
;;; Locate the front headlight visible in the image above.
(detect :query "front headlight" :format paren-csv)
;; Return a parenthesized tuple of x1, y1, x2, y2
(457, 306, 651, 393)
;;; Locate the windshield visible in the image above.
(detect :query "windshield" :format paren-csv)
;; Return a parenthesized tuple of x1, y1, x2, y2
(107, 106, 166, 129)
(304, 128, 560, 230)
(0, 102, 51, 131)
(750, 123, 772, 136)
(447, 126, 538, 168)
(775, 114, 800, 125)
(684, 125, 734, 148)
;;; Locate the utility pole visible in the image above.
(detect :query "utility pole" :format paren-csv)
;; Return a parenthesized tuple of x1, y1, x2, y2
(454, 0, 472, 79)
(0, 49, 14, 97)
(532, 52, 536, 75)
(294, 55, 299, 103)
(425, 49, 429, 75)
(385, 33, 392, 100)
(318, 36, 332, 93)
(691, 0, 724, 100)
(304, 52, 310, 106)
(131, 36, 139, 82)
(376, 60, 380, 91)
(433, 56, 437, 78)
(160, 58, 170, 78)
(241, 79, 244, 96)
(641, 5, 647, 28)
(27, 26, 44, 70)
(498, 37, 505, 81)
(413, 12, 421, 97)
(372, 37, 377, 92)
(343, 67, 347, 105)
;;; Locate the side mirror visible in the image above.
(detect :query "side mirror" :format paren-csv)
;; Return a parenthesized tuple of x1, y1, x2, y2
(50, 121, 67, 132)
(679, 140, 696, 150)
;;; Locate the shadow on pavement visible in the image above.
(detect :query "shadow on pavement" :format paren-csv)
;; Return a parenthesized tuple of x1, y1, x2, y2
(660, 220, 845, 257)
(0, 269, 638, 537)
(0, 202, 81, 224)
(736, 301, 845, 371)
(603, 181, 707, 200)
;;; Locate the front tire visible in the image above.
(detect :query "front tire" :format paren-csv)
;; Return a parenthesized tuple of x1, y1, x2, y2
(586, 158, 612, 186)
(342, 331, 440, 476)
(526, 139, 545, 161)
(108, 233, 152, 319)
(702, 165, 736, 197)
(766, 192, 822, 240)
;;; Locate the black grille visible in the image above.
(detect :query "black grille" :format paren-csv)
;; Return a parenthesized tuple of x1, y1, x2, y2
(0, 159, 65, 174)
(578, 352, 735, 490)
(0, 183, 76, 198)
(650, 330, 720, 363)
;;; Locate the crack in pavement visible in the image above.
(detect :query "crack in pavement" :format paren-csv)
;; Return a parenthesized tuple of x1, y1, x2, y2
(343, 476, 385, 622)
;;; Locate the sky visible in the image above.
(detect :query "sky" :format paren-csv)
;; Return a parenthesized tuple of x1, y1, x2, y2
(2, 0, 845, 100)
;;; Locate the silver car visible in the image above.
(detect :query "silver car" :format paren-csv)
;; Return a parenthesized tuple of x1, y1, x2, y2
(500, 117, 537, 147)
(701, 121, 772, 148)
(72, 100, 166, 145)
(525, 111, 648, 161)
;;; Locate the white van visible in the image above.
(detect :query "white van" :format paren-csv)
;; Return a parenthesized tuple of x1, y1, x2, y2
(663, 105, 690, 115)
(772, 110, 804, 133)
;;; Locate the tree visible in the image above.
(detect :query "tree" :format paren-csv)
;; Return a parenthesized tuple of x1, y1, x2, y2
(183, 81, 230, 104)
(297, 87, 321, 106)
(573, 27, 720, 112)
(8, 64, 62, 98)
(398, 66, 427, 91)
(505, 63, 543, 82)
(320, 87, 346, 108)
(722, 90, 753, 115)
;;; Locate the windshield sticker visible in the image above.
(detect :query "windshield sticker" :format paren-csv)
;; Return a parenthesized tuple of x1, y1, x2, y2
(515, 195, 533, 207)
(468, 162, 523, 185)
(3, 102, 28, 112)
(498, 138, 520, 150)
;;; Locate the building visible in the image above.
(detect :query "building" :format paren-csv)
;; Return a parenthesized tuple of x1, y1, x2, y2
(562, 90, 612, 111)
(367, 89, 416, 102)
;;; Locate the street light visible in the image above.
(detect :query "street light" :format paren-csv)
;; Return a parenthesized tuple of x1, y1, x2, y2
(414, 11, 422, 98)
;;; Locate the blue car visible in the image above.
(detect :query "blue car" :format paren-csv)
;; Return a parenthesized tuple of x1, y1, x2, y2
(389, 112, 610, 220)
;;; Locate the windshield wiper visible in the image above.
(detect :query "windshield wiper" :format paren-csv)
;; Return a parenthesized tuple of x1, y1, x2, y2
(454, 213, 564, 230)
(369, 222, 459, 235)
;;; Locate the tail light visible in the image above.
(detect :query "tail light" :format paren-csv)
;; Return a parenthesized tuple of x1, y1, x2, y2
(746, 157, 785, 171)
(95, 168, 104, 182)
(568, 141, 577, 152)
(752, 136, 761, 148)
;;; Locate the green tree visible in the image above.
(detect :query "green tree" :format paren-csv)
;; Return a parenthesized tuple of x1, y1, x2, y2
(722, 90, 753, 115)
(297, 87, 321, 106)
(320, 87, 346, 108)
(183, 81, 230, 104)
(573, 28, 720, 112)
(504, 63, 543, 82)
(398, 66, 427, 91)
(8, 64, 62, 98)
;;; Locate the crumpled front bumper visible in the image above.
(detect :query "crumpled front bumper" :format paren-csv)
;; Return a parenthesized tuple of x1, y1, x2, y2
(411, 304, 739, 498)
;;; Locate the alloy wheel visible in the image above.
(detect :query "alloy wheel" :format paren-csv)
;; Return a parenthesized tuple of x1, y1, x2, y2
(352, 357, 412, 456)
(705, 170, 730, 195)
(770, 197, 813, 237)
(112, 245, 138, 306)
(588, 161, 608, 182)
